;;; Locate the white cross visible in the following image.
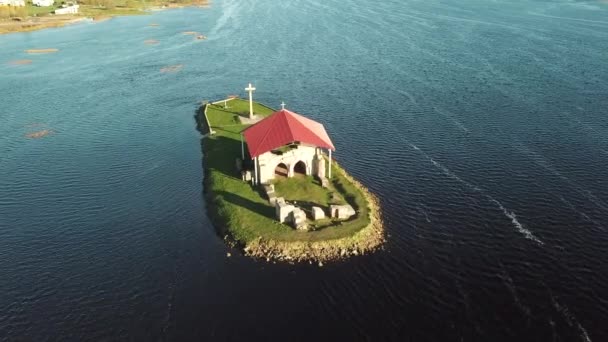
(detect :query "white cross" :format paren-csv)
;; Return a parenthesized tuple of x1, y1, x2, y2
(280, 101, 286, 110)
(245, 83, 256, 119)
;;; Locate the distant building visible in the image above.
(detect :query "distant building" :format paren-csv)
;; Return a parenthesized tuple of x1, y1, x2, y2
(54, 3, 78, 14)
(0, 0, 26, 6)
(32, 0, 54, 6)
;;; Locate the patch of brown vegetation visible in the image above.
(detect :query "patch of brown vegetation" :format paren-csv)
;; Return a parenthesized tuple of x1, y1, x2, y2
(25, 129, 53, 139)
(144, 39, 159, 45)
(8, 59, 32, 65)
(25, 48, 59, 54)
(160, 64, 183, 73)
(182, 31, 198, 35)
(195, 35, 206, 40)
(0, 16, 83, 35)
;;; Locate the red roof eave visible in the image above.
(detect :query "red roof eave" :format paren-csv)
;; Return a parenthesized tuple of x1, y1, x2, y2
(243, 109, 335, 158)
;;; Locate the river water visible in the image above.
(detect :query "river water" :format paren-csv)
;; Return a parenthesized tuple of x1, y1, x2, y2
(1, 0, 608, 340)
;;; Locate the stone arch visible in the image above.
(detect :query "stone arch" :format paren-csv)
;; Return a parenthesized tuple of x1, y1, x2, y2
(293, 160, 307, 176)
(275, 162, 288, 177)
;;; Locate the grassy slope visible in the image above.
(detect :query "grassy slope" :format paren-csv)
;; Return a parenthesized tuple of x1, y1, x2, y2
(203, 98, 372, 245)
(26, 4, 57, 16)
(273, 175, 344, 208)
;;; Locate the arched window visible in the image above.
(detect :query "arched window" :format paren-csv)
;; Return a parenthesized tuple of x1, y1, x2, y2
(293, 161, 307, 176)
(275, 163, 288, 177)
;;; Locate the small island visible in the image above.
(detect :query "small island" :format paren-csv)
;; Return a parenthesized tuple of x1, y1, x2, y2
(196, 84, 385, 264)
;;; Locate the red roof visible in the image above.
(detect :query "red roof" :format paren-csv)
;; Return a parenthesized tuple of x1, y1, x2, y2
(243, 109, 335, 158)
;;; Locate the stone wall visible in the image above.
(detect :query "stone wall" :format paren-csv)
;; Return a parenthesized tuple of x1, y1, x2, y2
(257, 145, 318, 184)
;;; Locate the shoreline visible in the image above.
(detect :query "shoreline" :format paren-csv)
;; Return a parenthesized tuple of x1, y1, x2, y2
(239, 163, 386, 264)
(0, 1, 208, 35)
(199, 100, 386, 264)
(0, 16, 88, 35)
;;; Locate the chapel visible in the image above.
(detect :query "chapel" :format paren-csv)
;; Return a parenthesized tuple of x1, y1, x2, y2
(242, 108, 335, 185)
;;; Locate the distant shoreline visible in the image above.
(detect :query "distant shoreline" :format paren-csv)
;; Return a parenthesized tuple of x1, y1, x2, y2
(0, 1, 209, 35)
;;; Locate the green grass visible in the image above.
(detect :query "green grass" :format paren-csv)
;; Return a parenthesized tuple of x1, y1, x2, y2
(26, 4, 57, 17)
(206, 99, 275, 127)
(201, 98, 372, 244)
(273, 175, 345, 208)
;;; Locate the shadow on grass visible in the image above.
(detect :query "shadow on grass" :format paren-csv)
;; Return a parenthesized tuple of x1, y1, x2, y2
(194, 105, 243, 134)
(195, 104, 254, 182)
(199, 135, 249, 180)
(285, 200, 318, 214)
(211, 126, 245, 135)
(332, 178, 360, 211)
(206, 104, 249, 119)
(216, 190, 275, 219)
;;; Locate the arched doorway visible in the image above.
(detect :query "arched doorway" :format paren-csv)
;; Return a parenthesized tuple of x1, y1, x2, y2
(275, 163, 288, 177)
(293, 161, 307, 176)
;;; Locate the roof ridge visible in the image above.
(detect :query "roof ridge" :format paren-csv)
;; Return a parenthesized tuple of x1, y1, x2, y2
(253, 111, 280, 157)
(243, 108, 335, 158)
(283, 110, 299, 143)
(287, 111, 335, 150)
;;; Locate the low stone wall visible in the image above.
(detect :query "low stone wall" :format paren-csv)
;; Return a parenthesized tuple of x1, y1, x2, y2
(204, 104, 216, 135)
(241, 163, 385, 264)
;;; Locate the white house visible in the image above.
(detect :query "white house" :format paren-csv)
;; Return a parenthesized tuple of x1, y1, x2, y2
(54, 3, 78, 14)
(242, 108, 335, 185)
(0, 0, 25, 6)
(33, 0, 54, 6)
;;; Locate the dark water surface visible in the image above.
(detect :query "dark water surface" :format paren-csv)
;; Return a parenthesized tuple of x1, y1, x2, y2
(2, 0, 608, 340)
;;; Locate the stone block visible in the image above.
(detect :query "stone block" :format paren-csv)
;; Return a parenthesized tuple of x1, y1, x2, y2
(320, 177, 329, 189)
(289, 208, 308, 230)
(275, 197, 294, 223)
(242, 170, 252, 182)
(263, 183, 276, 204)
(268, 193, 277, 206)
(329, 204, 356, 219)
(312, 206, 325, 220)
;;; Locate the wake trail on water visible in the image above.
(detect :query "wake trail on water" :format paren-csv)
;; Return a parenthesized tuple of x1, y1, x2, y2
(558, 195, 606, 232)
(498, 262, 532, 318)
(551, 295, 593, 342)
(454, 272, 484, 336)
(562, 111, 608, 151)
(385, 79, 474, 135)
(161, 222, 186, 339)
(514, 142, 608, 214)
(410, 144, 544, 246)
(433, 106, 470, 133)
(529, 13, 608, 27)
(412, 10, 525, 31)
(416, 204, 432, 223)
(206, 0, 240, 40)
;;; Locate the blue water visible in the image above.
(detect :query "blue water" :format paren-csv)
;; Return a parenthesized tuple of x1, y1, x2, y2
(1, 0, 608, 340)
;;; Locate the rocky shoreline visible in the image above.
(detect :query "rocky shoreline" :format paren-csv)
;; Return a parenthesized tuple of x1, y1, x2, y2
(221, 163, 386, 265)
